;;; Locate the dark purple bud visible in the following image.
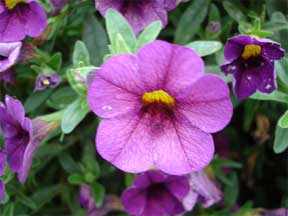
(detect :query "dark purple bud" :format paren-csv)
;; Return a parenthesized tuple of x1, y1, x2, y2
(207, 21, 221, 33)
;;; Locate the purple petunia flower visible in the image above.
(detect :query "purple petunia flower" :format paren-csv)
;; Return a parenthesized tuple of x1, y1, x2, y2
(95, 0, 178, 34)
(0, 151, 5, 202)
(0, 0, 47, 42)
(49, 0, 66, 16)
(263, 208, 288, 216)
(79, 184, 122, 216)
(183, 170, 223, 211)
(0, 41, 22, 84)
(88, 40, 233, 175)
(220, 35, 285, 99)
(34, 73, 62, 91)
(121, 170, 190, 216)
(0, 95, 60, 183)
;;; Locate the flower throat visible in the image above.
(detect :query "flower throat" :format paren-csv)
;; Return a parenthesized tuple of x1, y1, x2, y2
(142, 90, 175, 107)
(4, 0, 26, 10)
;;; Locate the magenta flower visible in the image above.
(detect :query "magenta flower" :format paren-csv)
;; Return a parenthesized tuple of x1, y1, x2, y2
(0, 41, 22, 84)
(0, 151, 5, 201)
(49, 0, 66, 16)
(0, 95, 59, 183)
(220, 35, 285, 99)
(0, 0, 47, 42)
(34, 73, 62, 91)
(121, 170, 190, 216)
(183, 170, 223, 211)
(95, 0, 178, 34)
(88, 40, 233, 175)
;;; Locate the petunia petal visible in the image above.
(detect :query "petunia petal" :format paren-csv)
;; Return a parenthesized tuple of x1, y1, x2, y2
(0, 151, 5, 176)
(88, 55, 143, 119)
(165, 175, 190, 200)
(5, 95, 25, 126)
(153, 117, 214, 175)
(96, 113, 154, 173)
(137, 40, 205, 95)
(176, 74, 233, 133)
(261, 42, 285, 60)
(121, 188, 147, 215)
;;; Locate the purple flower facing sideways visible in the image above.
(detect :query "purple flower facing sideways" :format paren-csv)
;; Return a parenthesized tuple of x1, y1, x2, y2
(79, 184, 122, 216)
(0, 41, 22, 84)
(0, 0, 47, 42)
(0, 151, 5, 202)
(220, 35, 285, 99)
(95, 0, 178, 34)
(88, 40, 233, 175)
(263, 208, 288, 216)
(183, 170, 223, 211)
(49, 0, 66, 16)
(34, 73, 61, 91)
(0, 96, 59, 184)
(121, 170, 190, 216)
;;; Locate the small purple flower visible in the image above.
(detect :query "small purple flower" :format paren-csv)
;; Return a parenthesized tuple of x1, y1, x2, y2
(207, 21, 221, 33)
(183, 170, 223, 211)
(34, 73, 61, 91)
(0, 41, 22, 84)
(121, 170, 190, 216)
(220, 35, 285, 99)
(0, 95, 59, 183)
(79, 184, 122, 216)
(95, 0, 178, 34)
(88, 40, 233, 175)
(0, 151, 5, 202)
(0, 0, 47, 42)
(49, 0, 66, 16)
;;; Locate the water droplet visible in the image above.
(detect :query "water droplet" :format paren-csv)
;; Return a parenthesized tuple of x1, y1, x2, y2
(102, 105, 112, 110)
(265, 84, 272, 90)
(247, 76, 252, 80)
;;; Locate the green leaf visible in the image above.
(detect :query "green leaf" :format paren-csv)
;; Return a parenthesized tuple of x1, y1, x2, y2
(136, 21, 162, 50)
(279, 111, 288, 128)
(83, 159, 100, 180)
(46, 87, 77, 109)
(46, 52, 62, 72)
(91, 182, 105, 208)
(224, 173, 239, 209)
(83, 14, 109, 66)
(0, 203, 14, 216)
(105, 9, 137, 52)
(174, 0, 209, 44)
(61, 98, 90, 134)
(250, 90, 288, 104)
(186, 40, 222, 57)
(274, 123, 288, 154)
(58, 152, 80, 174)
(68, 174, 85, 185)
(73, 40, 90, 67)
(31, 185, 62, 211)
(212, 156, 242, 169)
(222, 1, 247, 23)
(276, 57, 288, 85)
(125, 173, 136, 187)
(112, 33, 133, 54)
(24, 89, 53, 113)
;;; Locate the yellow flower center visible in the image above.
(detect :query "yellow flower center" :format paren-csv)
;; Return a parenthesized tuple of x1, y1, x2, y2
(241, 44, 262, 60)
(42, 79, 50, 86)
(4, 0, 26, 10)
(142, 90, 175, 107)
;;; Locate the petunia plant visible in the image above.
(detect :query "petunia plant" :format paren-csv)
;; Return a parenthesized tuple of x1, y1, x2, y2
(0, 0, 287, 215)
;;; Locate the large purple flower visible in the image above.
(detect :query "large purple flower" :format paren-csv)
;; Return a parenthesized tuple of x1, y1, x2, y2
(0, 150, 5, 201)
(0, 41, 22, 84)
(88, 40, 233, 175)
(0, 95, 59, 183)
(183, 170, 223, 210)
(0, 0, 47, 42)
(95, 0, 178, 34)
(220, 35, 285, 99)
(121, 170, 190, 216)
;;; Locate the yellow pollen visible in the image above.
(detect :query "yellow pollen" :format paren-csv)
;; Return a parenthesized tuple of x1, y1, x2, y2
(142, 90, 175, 107)
(4, 0, 26, 10)
(241, 44, 261, 60)
(42, 79, 50, 86)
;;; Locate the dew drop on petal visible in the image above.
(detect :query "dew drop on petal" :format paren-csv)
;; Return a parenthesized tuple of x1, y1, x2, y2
(102, 105, 112, 110)
(265, 84, 272, 90)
